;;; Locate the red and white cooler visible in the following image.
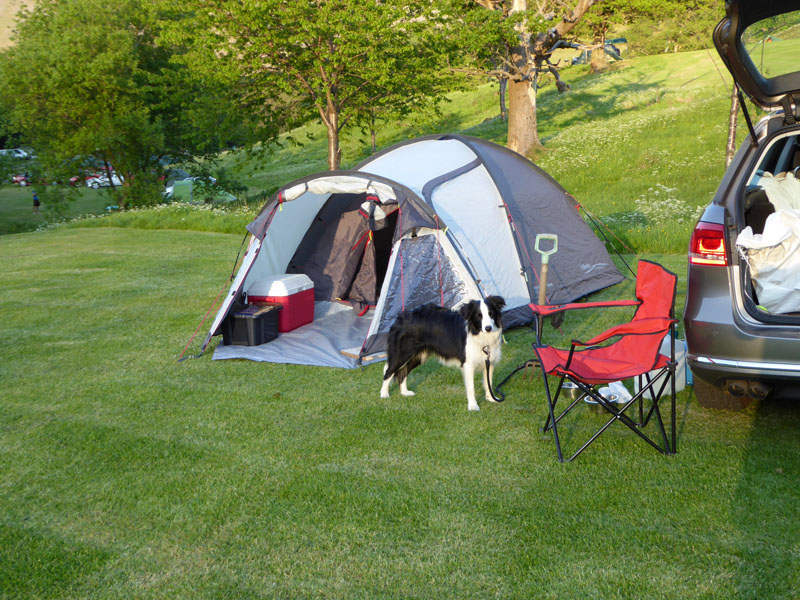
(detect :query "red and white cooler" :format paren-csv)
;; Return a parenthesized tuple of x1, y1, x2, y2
(246, 274, 314, 332)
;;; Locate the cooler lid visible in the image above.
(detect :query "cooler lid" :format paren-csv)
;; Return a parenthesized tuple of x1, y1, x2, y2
(247, 274, 314, 297)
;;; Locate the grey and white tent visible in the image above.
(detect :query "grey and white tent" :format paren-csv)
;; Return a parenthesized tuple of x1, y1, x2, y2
(204, 134, 623, 368)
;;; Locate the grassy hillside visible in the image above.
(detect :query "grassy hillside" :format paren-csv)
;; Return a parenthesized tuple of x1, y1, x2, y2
(7, 46, 742, 253)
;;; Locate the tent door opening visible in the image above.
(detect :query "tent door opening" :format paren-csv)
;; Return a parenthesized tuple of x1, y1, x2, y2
(287, 193, 398, 313)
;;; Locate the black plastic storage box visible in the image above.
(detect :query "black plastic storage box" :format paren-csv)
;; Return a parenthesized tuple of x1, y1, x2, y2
(221, 303, 282, 346)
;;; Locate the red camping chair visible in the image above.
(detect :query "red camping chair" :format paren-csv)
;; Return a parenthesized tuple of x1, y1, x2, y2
(529, 260, 678, 462)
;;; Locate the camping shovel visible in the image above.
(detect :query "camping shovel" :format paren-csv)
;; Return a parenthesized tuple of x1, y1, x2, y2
(535, 233, 559, 333)
(489, 234, 560, 400)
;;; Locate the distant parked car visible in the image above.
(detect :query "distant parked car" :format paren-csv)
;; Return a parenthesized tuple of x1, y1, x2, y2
(0, 148, 31, 160)
(11, 173, 30, 186)
(86, 172, 123, 188)
(61, 156, 114, 186)
(163, 172, 216, 198)
(683, 0, 800, 408)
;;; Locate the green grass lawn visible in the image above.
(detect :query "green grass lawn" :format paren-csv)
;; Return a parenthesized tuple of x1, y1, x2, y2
(0, 184, 113, 235)
(2, 228, 799, 599)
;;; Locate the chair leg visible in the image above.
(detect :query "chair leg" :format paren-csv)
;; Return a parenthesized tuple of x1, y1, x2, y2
(669, 357, 677, 454)
(650, 392, 671, 454)
(638, 374, 645, 426)
(543, 377, 589, 432)
(540, 372, 565, 462)
(641, 364, 678, 455)
(539, 369, 677, 462)
(541, 375, 564, 433)
(559, 377, 676, 461)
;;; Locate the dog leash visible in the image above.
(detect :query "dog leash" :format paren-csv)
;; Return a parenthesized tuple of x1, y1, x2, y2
(483, 345, 505, 403)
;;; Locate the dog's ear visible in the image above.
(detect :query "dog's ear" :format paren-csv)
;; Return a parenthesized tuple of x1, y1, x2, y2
(458, 300, 482, 335)
(457, 300, 477, 321)
(486, 296, 506, 312)
(486, 296, 506, 325)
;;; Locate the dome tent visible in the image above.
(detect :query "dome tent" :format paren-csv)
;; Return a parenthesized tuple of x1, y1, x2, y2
(202, 134, 623, 368)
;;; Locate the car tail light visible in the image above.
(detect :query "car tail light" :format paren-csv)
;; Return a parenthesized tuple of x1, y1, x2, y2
(690, 222, 728, 266)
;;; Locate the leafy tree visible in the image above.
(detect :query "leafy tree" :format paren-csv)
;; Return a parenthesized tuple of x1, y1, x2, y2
(578, 0, 629, 71)
(610, 0, 721, 56)
(0, 110, 21, 149)
(163, 0, 460, 171)
(0, 0, 239, 208)
(452, 0, 598, 157)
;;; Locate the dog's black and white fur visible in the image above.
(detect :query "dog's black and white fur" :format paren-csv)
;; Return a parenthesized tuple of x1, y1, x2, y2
(380, 296, 505, 411)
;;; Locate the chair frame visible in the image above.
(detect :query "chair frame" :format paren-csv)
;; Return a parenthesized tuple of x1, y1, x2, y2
(529, 261, 678, 462)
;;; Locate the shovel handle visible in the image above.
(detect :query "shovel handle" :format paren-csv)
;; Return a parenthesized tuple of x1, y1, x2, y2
(534, 234, 558, 263)
(535, 234, 558, 306)
(538, 263, 549, 306)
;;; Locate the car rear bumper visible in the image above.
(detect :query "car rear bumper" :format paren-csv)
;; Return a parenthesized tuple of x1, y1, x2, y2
(684, 263, 800, 386)
(689, 354, 800, 382)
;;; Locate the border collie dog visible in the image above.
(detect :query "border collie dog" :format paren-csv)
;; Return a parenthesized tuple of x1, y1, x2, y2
(380, 296, 506, 411)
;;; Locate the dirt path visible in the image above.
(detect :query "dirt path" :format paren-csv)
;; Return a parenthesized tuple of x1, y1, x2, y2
(0, 0, 33, 49)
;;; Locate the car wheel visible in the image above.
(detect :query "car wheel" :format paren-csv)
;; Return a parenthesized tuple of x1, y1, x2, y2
(90, 182, 99, 189)
(19, 181, 27, 187)
(693, 378, 753, 410)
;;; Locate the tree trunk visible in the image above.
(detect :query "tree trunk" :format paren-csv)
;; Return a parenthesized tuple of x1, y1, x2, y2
(726, 83, 739, 168)
(590, 18, 609, 72)
(501, 0, 596, 156)
(499, 77, 507, 121)
(590, 35, 608, 72)
(507, 77, 542, 156)
(103, 159, 115, 190)
(102, 158, 124, 208)
(325, 107, 341, 171)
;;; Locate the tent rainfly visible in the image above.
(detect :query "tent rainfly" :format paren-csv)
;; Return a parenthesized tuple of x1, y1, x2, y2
(203, 134, 623, 368)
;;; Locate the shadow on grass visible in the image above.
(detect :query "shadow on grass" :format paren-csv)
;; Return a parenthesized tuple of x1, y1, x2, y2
(544, 81, 665, 131)
(732, 397, 800, 599)
(0, 523, 112, 597)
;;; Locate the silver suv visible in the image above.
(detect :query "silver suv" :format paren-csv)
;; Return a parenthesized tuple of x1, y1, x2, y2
(684, 0, 800, 409)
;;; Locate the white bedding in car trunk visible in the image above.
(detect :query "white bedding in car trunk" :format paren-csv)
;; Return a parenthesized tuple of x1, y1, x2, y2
(757, 171, 800, 211)
(737, 208, 800, 314)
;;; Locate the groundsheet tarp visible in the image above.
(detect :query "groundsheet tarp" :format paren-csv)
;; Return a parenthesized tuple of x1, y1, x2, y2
(211, 302, 378, 369)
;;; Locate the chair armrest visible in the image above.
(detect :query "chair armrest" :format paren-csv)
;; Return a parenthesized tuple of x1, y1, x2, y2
(529, 298, 641, 317)
(572, 317, 676, 347)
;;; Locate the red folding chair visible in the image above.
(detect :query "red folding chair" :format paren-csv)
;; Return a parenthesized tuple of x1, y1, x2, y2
(529, 260, 678, 462)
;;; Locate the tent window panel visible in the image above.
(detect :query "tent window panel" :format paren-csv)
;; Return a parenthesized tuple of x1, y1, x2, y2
(246, 193, 328, 281)
(376, 235, 469, 336)
(431, 167, 529, 306)
(373, 210, 398, 295)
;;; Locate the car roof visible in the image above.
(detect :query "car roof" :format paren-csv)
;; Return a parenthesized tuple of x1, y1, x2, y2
(713, 0, 800, 112)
